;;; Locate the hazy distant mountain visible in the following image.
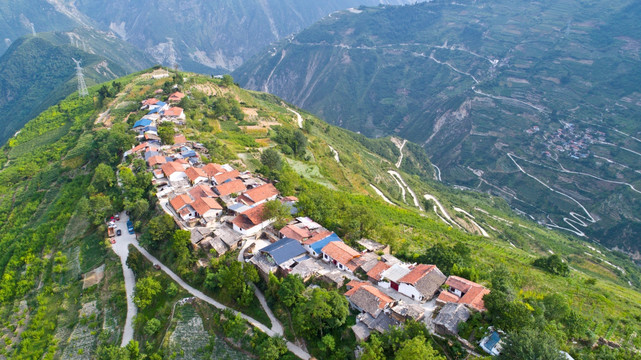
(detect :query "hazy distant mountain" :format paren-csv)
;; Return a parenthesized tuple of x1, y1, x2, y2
(234, 0, 641, 253)
(71, 0, 426, 73)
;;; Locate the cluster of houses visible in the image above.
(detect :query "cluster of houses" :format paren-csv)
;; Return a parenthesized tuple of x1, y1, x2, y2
(122, 92, 503, 357)
(247, 216, 493, 347)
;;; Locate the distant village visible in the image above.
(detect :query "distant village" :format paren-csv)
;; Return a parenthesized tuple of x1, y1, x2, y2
(116, 89, 504, 357)
(526, 121, 606, 160)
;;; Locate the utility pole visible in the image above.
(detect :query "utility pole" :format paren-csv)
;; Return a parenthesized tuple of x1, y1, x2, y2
(72, 58, 89, 97)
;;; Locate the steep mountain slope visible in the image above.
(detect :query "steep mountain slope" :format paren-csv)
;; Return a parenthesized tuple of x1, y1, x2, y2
(234, 0, 641, 253)
(70, 0, 425, 72)
(0, 28, 151, 144)
(0, 0, 79, 54)
(0, 68, 640, 358)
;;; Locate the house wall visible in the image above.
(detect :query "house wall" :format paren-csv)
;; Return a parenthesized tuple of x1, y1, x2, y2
(398, 283, 424, 301)
(168, 172, 188, 183)
(303, 244, 320, 257)
(233, 219, 274, 236)
(192, 176, 208, 184)
(378, 281, 391, 289)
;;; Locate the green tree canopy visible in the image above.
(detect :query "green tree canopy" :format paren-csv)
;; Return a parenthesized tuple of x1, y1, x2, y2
(395, 335, 445, 360)
(498, 328, 564, 360)
(133, 277, 161, 309)
(293, 287, 349, 338)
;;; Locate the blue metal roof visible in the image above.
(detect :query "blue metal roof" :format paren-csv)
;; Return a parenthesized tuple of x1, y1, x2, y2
(310, 233, 342, 254)
(133, 118, 152, 128)
(261, 238, 306, 265)
(155, 101, 166, 107)
(148, 108, 161, 114)
(144, 151, 160, 160)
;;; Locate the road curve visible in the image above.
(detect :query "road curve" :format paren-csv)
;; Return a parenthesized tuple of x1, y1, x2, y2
(132, 243, 310, 359)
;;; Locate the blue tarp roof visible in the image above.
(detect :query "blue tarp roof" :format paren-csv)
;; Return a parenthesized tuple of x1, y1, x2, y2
(481, 331, 501, 353)
(310, 232, 342, 254)
(133, 119, 152, 128)
(143, 126, 157, 132)
(181, 150, 197, 158)
(148, 108, 161, 114)
(261, 238, 306, 265)
(155, 101, 166, 107)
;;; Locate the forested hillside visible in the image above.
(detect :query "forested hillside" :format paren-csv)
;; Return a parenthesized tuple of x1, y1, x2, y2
(0, 29, 151, 145)
(234, 0, 641, 254)
(0, 68, 639, 358)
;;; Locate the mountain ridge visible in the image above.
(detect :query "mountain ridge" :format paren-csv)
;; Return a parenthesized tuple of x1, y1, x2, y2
(233, 0, 641, 253)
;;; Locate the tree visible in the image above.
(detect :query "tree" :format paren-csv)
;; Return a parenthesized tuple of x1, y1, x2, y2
(171, 230, 193, 274)
(127, 198, 149, 219)
(261, 148, 283, 172)
(90, 193, 113, 225)
(125, 340, 142, 360)
(147, 214, 176, 245)
(361, 334, 385, 360)
(293, 287, 349, 338)
(266, 272, 282, 300)
(126, 248, 144, 276)
(134, 277, 162, 309)
(277, 274, 305, 308)
(263, 199, 291, 230)
(498, 328, 564, 360)
(144, 318, 161, 335)
(93, 163, 116, 191)
(418, 242, 471, 275)
(395, 336, 445, 360)
(257, 336, 288, 360)
(222, 74, 234, 87)
(158, 123, 175, 145)
(533, 254, 570, 277)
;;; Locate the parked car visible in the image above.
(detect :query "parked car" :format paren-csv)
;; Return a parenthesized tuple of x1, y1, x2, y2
(110, 238, 116, 244)
(153, 264, 161, 270)
(115, 214, 120, 221)
(127, 220, 134, 234)
(116, 229, 122, 236)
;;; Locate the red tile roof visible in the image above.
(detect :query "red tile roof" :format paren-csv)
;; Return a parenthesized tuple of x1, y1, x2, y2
(213, 170, 240, 184)
(161, 161, 186, 177)
(185, 167, 207, 182)
(164, 107, 184, 117)
(239, 183, 279, 205)
(322, 242, 361, 271)
(399, 264, 437, 285)
(279, 224, 311, 242)
(232, 203, 268, 230)
(131, 142, 150, 153)
(192, 197, 222, 215)
(202, 163, 226, 177)
(147, 155, 167, 167)
(170, 194, 193, 212)
(189, 184, 216, 200)
(174, 134, 187, 144)
(302, 230, 332, 246)
(168, 91, 185, 102)
(437, 291, 460, 303)
(367, 261, 391, 281)
(439, 276, 490, 311)
(215, 179, 246, 197)
(142, 98, 159, 106)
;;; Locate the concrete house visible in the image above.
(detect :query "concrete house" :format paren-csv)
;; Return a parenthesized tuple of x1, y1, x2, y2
(169, 194, 196, 221)
(185, 167, 208, 185)
(345, 281, 395, 318)
(437, 276, 491, 311)
(161, 161, 189, 183)
(214, 179, 246, 197)
(303, 231, 340, 257)
(231, 203, 274, 236)
(321, 241, 361, 273)
(237, 183, 279, 206)
(378, 263, 411, 291)
(192, 197, 223, 224)
(397, 264, 447, 301)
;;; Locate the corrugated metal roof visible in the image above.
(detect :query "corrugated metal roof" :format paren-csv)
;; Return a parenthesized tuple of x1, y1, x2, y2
(260, 238, 307, 266)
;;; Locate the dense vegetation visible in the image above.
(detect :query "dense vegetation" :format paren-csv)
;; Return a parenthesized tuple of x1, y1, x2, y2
(0, 28, 150, 145)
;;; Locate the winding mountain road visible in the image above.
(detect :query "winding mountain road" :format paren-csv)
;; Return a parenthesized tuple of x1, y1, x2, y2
(287, 108, 303, 128)
(111, 216, 309, 359)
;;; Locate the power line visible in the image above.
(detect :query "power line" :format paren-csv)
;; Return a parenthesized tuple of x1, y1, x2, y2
(72, 58, 89, 97)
